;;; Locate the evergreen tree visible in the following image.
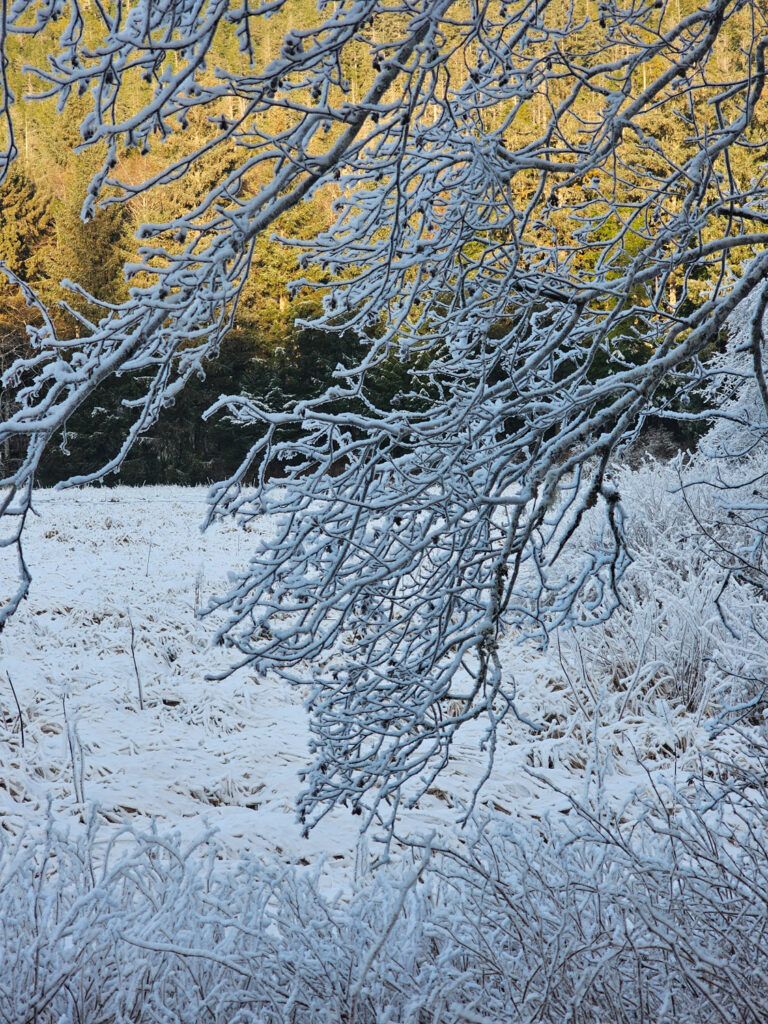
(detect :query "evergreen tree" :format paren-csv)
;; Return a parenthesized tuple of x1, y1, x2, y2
(0, 168, 53, 476)
(43, 162, 132, 315)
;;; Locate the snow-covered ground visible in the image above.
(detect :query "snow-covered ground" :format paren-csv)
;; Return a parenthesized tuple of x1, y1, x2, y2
(1, 465, 767, 1023)
(0, 478, 741, 876)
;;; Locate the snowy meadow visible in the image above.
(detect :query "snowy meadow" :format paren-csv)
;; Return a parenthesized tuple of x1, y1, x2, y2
(2, 429, 768, 1022)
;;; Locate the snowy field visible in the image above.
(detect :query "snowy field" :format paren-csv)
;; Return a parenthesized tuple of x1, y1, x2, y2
(1, 463, 767, 1021)
(0, 484, 604, 871)
(0, 476, 750, 868)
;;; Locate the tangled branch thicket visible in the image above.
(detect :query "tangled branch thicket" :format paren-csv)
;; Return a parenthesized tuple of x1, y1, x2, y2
(2, 0, 768, 822)
(1, 747, 768, 1024)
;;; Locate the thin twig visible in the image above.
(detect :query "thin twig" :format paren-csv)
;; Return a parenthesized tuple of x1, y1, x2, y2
(349, 839, 432, 1003)
(128, 611, 145, 711)
(62, 695, 84, 804)
(6, 670, 24, 748)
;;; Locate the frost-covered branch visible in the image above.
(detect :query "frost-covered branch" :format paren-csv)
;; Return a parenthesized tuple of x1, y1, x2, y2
(2, 0, 768, 824)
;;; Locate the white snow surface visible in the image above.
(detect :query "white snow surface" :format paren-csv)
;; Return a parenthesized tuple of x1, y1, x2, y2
(0, 481, 746, 876)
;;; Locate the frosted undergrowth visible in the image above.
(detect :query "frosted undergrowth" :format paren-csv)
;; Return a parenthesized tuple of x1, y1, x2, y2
(1, 748, 767, 1024)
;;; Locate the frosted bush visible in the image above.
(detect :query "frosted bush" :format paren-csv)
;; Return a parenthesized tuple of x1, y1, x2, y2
(2, 747, 768, 1024)
(561, 459, 718, 711)
(540, 293, 768, 739)
(558, 444, 768, 738)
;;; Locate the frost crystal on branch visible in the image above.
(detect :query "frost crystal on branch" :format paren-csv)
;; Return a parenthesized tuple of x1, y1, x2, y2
(2, 0, 768, 826)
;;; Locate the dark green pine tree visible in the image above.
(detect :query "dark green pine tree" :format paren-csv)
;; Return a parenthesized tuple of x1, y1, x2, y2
(0, 168, 54, 477)
(0, 165, 53, 279)
(43, 167, 131, 313)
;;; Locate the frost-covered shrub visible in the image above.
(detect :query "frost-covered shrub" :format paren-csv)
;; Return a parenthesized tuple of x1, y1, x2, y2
(570, 462, 734, 712)
(2, 749, 768, 1024)
(563, 456, 768, 725)
(563, 457, 723, 715)
(556, 295, 768, 727)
